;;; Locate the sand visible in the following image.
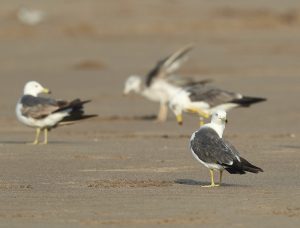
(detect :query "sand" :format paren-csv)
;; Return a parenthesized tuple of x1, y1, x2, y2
(0, 0, 299, 227)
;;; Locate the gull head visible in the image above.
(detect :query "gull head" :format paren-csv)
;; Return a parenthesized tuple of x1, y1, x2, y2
(211, 110, 228, 125)
(23, 81, 51, 96)
(169, 100, 183, 125)
(123, 75, 142, 95)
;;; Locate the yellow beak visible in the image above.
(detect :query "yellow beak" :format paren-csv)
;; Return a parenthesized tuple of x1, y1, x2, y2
(176, 114, 183, 125)
(42, 88, 51, 94)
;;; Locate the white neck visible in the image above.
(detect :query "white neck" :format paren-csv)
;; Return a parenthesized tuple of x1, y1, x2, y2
(24, 89, 38, 97)
(204, 122, 225, 138)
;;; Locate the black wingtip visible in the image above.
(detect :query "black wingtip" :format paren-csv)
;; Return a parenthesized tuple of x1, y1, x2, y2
(61, 114, 98, 123)
(231, 96, 267, 107)
(225, 157, 263, 174)
(240, 157, 264, 173)
(256, 167, 264, 173)
(246, 167, 264, 173)
(70, 99, 92, 106)
(81, 114, 98, 119)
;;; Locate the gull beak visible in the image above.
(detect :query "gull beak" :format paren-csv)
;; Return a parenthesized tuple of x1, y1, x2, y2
(176, 114, 183, 125)
(225, 119, 228, 124)
(42, 88, 51, 94)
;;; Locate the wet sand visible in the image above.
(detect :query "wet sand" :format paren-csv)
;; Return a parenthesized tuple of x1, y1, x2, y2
(0, 1, 300, 227)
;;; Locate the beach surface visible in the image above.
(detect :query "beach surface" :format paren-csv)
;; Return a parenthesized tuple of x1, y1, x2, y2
(0, 1, 299, 227)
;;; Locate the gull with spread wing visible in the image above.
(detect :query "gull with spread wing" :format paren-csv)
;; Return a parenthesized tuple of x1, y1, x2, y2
(123, 44, 211, 122)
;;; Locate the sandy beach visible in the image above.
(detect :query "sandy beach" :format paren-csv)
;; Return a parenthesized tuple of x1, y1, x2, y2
(0, 1, 299, 227)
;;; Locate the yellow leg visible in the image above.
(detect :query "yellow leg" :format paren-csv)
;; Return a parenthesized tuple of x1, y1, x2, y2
(28, 128, 41, 145)
(186, 108, 209, 126)
(202, 169, 220, 187)
(199, 117, 205, 126)
(219, 170, 223, 186)
(197, 110, 210, 119)
(198, 111, 210, 126)
(42, 128, 48, 145)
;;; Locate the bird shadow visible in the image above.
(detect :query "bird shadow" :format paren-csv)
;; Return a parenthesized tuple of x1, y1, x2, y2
(97, 115, 157, 122)
(278, 145, 300, 149)
(0, 140, 83, 145)
(175, 179, 211, 186)
(174, 179, 248, 187)
(0, 141, 27, 145)
(133, 115, 157, 121)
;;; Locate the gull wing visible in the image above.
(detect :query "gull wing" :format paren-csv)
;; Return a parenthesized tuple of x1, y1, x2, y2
(187, 85, 241, 106)
(166, 75, 213, 87)
(20, 95, 68, 119)
(145, 44, 194, 86)
(190, 127, 239, 166)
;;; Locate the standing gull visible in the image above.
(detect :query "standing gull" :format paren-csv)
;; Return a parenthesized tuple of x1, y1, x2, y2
(189, 110, 263, 187)
(123, 44, 211, 122)
(16, 81, 97, 144)
(169, 83, 266, 126)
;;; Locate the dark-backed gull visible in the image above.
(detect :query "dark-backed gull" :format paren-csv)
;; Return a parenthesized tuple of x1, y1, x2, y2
(169, 83, 266, 126)
(189, 110, 263, 187)
(16, 81, 97, 144)
(123, 44, 211, 122)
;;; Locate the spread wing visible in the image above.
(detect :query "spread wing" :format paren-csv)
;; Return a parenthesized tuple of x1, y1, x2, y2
(187, 85, 241, 106)
(166, 75, 213, 87)
(145, 44, 194, 86)
(190, 127, 240, 166)
(20, 95, 68, 119)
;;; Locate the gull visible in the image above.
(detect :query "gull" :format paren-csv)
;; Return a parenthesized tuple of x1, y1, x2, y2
(169, 83, 266, 126)
(16, 81, 96, 144)
(189, 110, 263, 187)
(123, 44, 211, 122)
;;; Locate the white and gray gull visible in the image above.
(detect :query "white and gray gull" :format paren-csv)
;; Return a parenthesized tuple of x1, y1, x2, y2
(123, 44, 211, 122)
(170, 83, 266, 126)
(16, 81, 97, 145)
(189, 110, 263, 187)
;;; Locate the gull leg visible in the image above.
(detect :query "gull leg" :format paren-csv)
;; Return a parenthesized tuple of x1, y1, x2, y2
(197, 110, 210, 126)
(157, 103, 168, 122)
(41, 128, 48, 145)
(186, 108, 209, 126)
(197, 109, 210, 119)
(202, 169, 220, 187)
(219, 170, 223, 186)
(199, 116, 205, 126)
(28, 128, 41, 145)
